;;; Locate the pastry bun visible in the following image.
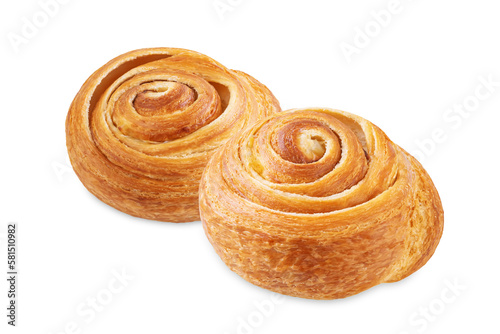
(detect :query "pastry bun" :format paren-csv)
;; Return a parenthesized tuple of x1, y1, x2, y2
(66, 48, 280, 222)
(200, 108, 444, 299)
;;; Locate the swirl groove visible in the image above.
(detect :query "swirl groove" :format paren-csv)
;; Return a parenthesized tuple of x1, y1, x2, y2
(66, 48, 280, 222)
(200, 108, 444, 299)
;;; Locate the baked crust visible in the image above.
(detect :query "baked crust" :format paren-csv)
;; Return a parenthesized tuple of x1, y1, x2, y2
(200, 108, 444, 299)
(66, 48, 280, 222)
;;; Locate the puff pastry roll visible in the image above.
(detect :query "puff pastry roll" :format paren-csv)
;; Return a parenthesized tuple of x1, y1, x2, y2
(66, 48, 280, 222)
(200, 108, 444, 299)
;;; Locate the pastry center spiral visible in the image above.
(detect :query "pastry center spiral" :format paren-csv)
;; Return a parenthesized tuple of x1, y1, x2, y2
(296, 133, 327, 163)
(132, 82, 197, 116)
(107, 73, 223, 143)
(270, 120, 335, 164)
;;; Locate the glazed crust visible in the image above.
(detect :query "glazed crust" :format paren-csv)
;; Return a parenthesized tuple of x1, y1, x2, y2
(66, 48, 280, 222)
(200, 108, 444, 299)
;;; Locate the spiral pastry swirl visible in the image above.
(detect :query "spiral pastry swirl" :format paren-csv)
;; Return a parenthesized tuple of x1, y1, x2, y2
(200, 108, 444, 299)
(66, 48, 280, 222)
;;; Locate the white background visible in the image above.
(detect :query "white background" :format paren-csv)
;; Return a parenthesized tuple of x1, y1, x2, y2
(1, 0, 499, 333)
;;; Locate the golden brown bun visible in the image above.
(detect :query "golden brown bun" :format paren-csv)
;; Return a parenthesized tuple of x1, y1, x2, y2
(200, 108, 444, 299)
(66, 48, 280, 222)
